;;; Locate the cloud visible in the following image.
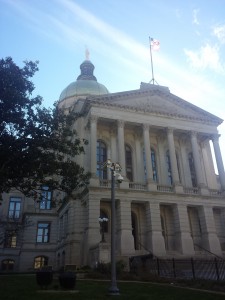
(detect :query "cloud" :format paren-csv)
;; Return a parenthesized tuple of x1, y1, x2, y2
(192, 9, 200, 25)
(184, 44, 224, 73)
(213, 24, 225, 44)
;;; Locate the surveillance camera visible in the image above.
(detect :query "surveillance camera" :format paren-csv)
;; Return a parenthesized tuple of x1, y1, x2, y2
(117, 174, 124, 183)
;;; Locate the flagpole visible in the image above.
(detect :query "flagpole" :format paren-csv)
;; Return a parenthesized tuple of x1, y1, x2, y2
(149, 36, 155, 84)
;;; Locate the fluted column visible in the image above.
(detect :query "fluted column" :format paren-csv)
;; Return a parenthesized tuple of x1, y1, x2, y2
(190, 131, 205, 188)
(143, 124, 157, 191)
(89, 116, 99, 187)
(90, 116, 98, 176)
(212, 135, 225, 190)
(117, 120, 126, 172)
(166, 128, 180, 185)
(166, 128, 183, 193)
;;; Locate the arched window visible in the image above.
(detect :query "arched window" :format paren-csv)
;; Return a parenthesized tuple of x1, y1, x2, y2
(97, 140, 107, 179)
(166, 150, 173, 185)
(188, 152, 197, 187)
(34, 256, 48, 269)
(125, 144, 133, 181)
(151, 148, 158, 182)
(1, 259, 15, 271)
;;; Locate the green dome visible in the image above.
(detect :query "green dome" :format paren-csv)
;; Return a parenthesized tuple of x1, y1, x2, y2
(59, 59, 109, 102)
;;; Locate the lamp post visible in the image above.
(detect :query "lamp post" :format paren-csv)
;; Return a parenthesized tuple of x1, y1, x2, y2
(98, 217, 108, 242)
(105, 159, 123, 296)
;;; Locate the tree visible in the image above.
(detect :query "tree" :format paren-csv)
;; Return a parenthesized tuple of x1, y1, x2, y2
(0, 57, 90, 203)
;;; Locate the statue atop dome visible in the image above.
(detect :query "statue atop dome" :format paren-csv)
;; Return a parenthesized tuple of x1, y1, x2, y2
(85, 47, 90, 60)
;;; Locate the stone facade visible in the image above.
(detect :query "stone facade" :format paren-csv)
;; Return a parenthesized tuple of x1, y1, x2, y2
(1, 59, 225, 272)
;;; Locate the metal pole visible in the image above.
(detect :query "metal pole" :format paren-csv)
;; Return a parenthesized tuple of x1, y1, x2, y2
(108, 167, 120, 295)
(149, 36, 155, 85)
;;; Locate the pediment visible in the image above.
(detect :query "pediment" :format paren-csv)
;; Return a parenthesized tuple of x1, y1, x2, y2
(84, 85, 223, 125)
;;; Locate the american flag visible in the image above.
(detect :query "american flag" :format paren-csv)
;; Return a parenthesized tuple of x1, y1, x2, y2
(150, 38, 160, 51)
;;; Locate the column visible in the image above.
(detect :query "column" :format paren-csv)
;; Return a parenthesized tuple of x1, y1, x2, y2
(199, 206, 222, 257)
(201, 140, 218, 189)
(212, 135, 225, 190)
(190, 131, 208, 194)
(117, 120, 126, 172)
(134, 133, 143, 182)
(167, 128, 183, 192)
(117, 200, 135, 255)
(90, 115, 98, 177)
(180, 137, 192, 187)
(145, 202, 166, 256)
(143, 124, 157, 191)
(173, 204, 195, 255)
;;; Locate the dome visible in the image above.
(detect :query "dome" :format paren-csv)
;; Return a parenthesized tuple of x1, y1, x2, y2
(59, 57, 109, 103)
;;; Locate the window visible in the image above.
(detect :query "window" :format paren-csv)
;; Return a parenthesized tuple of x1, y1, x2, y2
(143, 149, 158, 182)
(151, 148, 158, 182)
(97, 140, 107, 179)
(34, 256, 48, 269)
(125, 144, 133, 181)
(188, 152, 197, 187)
(99, 209, 109, 233)
(36, 223, 50, 243)
(8, 197, 21, 219)
(40, 186, 52, 210)
(4, 231, 17, 248)
(166, 150, 173, 185)
(1, 259, 15, 271)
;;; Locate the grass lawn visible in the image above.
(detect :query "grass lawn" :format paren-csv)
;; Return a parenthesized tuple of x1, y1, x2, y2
(0, 274, 225, 300)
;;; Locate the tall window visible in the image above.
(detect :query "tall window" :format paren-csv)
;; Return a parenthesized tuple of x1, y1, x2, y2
(166, 150, 173, 185)
(125, 144, 133, 181)
(36, 223, 50, 243)
(188, 152, 197, 187)
(4, 231, 17, 248)
(34, 256, 48, 269)
(8, 197, 21, 219)
(97, 140, 107, 179)
(151, 148, 158, 182)
(143, 149, 158, 182)
(176, 152, 181, 183)
(100, 209, 109, 233)
(40, 186, 52, 210)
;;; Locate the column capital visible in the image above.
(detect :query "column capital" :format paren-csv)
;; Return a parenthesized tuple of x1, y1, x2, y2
(117, 120, 124, 128)
(211, 134, 221, 143)
(166, 127, 175, 134)
(190, 131, 198, 138)
(143, 123, 149, 131)
(90, 115, 98, 124)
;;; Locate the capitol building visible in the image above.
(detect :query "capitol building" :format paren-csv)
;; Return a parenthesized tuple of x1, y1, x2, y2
(1, 55, 225, 272)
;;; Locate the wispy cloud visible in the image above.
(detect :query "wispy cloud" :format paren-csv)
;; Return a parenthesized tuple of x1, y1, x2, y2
(192, 9, 200, 25)
(213, 24, 225, 44)
(184, 44, 224, 74)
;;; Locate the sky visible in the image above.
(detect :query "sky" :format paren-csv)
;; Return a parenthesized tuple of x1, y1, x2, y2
(1, 0, 225, 170)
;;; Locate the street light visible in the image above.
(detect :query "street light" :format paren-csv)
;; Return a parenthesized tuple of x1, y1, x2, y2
(105, 159, 123, 296)
(98, 217, 108, 243)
